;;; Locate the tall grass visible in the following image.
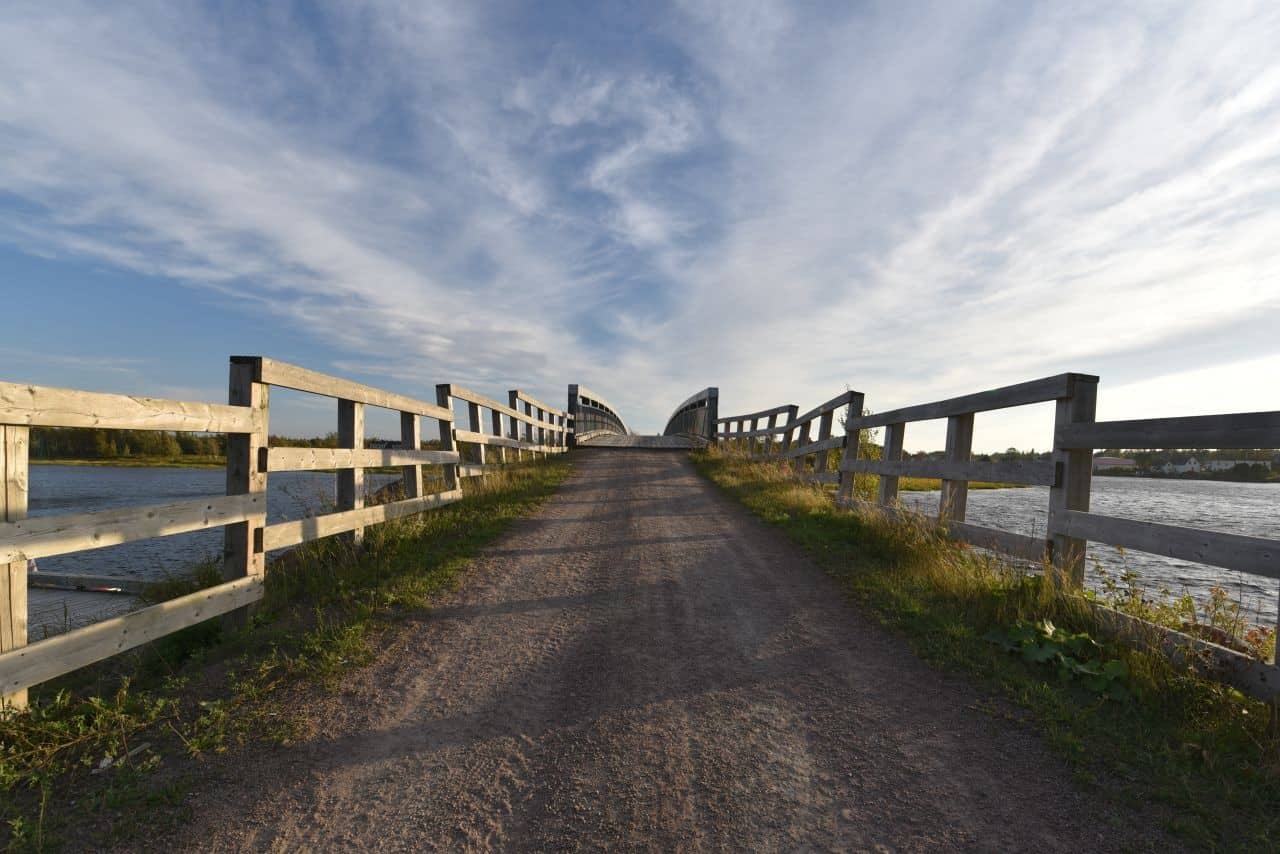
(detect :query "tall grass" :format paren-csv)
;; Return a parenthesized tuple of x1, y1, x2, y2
(694, 444, 1280, 850)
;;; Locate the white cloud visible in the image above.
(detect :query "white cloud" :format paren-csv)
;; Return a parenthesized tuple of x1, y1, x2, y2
(1, 1, 1278, 442)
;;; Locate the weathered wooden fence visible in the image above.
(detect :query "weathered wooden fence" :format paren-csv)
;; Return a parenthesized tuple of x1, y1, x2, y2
(712, 373, 1280, 696)
(0, 357, 570, 709)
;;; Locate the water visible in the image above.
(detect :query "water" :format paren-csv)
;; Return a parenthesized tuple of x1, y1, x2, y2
(27, 464, 402, 584)
(24, 465, 1280, 628)
(896, 477, 1280, 626)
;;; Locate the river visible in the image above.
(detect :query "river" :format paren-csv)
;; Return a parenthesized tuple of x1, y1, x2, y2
(27, 464, 403, 581)
(23, 464, 1280, 628)
(896, 476, 1279, 625)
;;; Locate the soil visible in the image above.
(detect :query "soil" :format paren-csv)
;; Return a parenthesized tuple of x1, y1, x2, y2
(134, 449, 1175, 852)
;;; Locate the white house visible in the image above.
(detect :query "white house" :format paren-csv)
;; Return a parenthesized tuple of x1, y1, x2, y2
(1160, 457, 1201, 474)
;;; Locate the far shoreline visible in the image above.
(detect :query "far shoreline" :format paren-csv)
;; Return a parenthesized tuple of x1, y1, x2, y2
(31, 457, 226, 470)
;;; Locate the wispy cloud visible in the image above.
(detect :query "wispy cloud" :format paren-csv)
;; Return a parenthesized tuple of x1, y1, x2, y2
(2, 1, 1278, 447)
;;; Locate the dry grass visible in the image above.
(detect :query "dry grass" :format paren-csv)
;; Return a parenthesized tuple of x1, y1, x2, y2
(694, 444, 1280, 850)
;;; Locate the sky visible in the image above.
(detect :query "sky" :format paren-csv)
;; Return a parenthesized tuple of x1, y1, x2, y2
(1, 0, 1278, 450)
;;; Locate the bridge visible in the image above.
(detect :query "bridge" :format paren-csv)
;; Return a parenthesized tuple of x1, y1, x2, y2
(2, 356, 1278, 847)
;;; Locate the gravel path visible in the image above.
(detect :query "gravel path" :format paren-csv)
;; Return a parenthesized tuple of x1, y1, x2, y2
(157, 450, 1167, 852)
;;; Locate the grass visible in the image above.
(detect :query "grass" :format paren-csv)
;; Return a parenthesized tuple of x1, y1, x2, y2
(898, 476, 1027, 491)
(692, 445, 1280, 851)
(0, 457, 572, 851)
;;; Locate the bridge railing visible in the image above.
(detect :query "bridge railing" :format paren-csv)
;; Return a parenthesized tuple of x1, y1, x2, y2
(713, 373, 1280, 695)
(567, 384, 629, 445)
(0, 357, 568, 708)
(439, 383, 569, 476)
(662, 387, 718, 443)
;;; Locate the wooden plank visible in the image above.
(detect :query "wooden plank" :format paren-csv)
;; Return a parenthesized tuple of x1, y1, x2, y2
(792, 390, 858, 430)
(2, 425, 29, 708)
(222, 362, 268, 633)
(0, 381, 259, 433)
(878, 422, 906, 506)
(458, 464, 500, 478)
(940, 412, 974, 522)
(840, 457, 1055, 486)
(489, 408, 507, 464)
(466, 402, 486, 465)
(511, 389, 565, 418)
(837, 391, 865, 502)
(263, 490, 464, 551)
(848, 373, 1090, 430)
(266, 447, 459, 471)
(1048, 378, 1097, 588)
(1051, 510, 1280, 579)
(945, 521, 1047, 563)
(813, 409, 836, 474)
(246, 357, 452, 421)
(401, 411, 423, 499)
(436, 386, 461, 493)
(444, 384, 553, 428)
(771, 434, 845, 461)
(791, 418, 814, 473)
(1088, 603, 1280, 703)
(337, 399, 365, 546)
(719, 403, 797, 423)
(1056, 411, 1280, 450)
(0, 576, 264, 695)
(454, 429, 522, 449)
(0, 493, 262, 564)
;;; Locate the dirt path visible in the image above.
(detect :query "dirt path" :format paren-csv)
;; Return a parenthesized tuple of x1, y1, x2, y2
(156, 450, 1165, 852)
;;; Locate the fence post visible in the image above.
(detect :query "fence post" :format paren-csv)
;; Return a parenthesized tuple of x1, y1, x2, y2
(436, 385, 461, 489)
(400, 411, 423, 499)
(763, 412, 778, 456)
(777, 406, 799, 457)
(489, 409, 506, 464)
(877, 422, 906, 506)
(508, 392, 526, 456)
(223, 357, 269, 633)
(813, 409, 836, 476)
(337, 398, 365, 547)
(837, 392, 865, 503)
(791, 418, 812, 474)
(939, 413, 975, 522)
(748, 416, 760, 456)
(467, 401, 485, 466)
(1047, 376, 1098, 588)
(1, 425, 29, 710)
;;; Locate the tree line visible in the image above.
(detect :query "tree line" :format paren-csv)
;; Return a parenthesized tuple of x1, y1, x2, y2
(29, 428, 416, 460)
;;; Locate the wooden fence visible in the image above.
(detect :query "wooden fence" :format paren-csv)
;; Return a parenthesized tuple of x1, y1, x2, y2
(714, 373, 1280, 696)
(0, 357, 569, 708)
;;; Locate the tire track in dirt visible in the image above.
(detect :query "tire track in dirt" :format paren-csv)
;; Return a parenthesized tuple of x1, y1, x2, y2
(152, 450, 1172, 852)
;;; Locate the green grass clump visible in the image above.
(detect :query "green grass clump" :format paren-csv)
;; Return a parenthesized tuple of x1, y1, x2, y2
(0, 457, 572, 850)
(692, 445, 1280, 851)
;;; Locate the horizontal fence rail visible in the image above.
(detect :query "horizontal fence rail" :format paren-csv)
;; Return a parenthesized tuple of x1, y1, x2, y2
(706, 372, 1280, 697)
(0, 357, 575, 708)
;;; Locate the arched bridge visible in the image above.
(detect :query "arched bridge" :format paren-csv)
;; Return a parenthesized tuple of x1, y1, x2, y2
(568, 383, 716, 449)
(2, 354, 1264, 848)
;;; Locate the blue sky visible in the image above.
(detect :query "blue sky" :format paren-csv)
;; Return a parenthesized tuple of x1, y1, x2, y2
(2, 1, 1278, 450)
